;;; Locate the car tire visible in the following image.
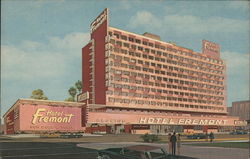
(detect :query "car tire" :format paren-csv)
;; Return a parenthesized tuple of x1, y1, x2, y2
(101, 155, 111, 159)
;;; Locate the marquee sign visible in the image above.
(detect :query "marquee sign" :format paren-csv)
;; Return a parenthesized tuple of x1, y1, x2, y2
(88, 112, 244, 126)
(202, 40, 220, 58)
(139, 117, 228, 125)
(90, 8, 108, 33)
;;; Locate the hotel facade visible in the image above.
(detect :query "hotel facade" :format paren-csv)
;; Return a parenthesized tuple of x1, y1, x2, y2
(3, 8, 246, 134)
(80, 8, 246, 134)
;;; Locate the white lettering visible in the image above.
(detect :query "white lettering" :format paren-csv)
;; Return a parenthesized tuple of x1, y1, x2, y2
(208, 120, 215, 125)
(192, 119, 199, 125)
(178, 119, 185, 124)
(148, 118, 155, 124)
(184, 119, 192, 125)
(139, 117, 147, 124)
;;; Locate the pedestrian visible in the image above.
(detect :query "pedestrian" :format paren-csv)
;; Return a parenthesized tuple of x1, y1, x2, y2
(170, 132, 177, 155)
(168, 133, 172, 154)
(205, 132, 209, 142)
(209, 132, 214, 142)
(177, 134, 181, 155)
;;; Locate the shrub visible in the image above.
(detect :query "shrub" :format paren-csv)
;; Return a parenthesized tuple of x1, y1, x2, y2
(140, 133, 161, 143)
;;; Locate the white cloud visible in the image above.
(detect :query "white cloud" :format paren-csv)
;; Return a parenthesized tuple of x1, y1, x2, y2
(49, 32, 89, 53)
(129, 11, 161, 29)
(128, 10, 249, 35)
(1, 32, 89, 80)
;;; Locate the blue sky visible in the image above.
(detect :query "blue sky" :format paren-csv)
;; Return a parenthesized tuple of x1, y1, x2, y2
(1, 0, 249, 117)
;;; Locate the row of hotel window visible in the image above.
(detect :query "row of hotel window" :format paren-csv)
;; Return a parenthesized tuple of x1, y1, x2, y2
(109, 47, 224, 75)
(107, 97, 224, 111)
(109, 76, 224, 96)
(107, 84, 223, 104)
(106, 89, 224, 103)
(108, 68, 225, 90)
(105, 109, 223, 117)
(108, 33, 223, 65)
(109, 60, 224, 86)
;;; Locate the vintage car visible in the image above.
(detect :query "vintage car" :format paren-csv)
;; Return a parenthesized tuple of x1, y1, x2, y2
(186, 133, 206, 139)
(229, 130, 248, 135)
(97, 145, 197, 159)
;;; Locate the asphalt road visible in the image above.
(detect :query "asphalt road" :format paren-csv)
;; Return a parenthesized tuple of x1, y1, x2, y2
(0, 142, 98, 159)
(78, 142, 249, 159)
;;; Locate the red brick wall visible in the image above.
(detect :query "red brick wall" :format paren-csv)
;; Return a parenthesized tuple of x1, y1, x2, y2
(82, 43, 92, 103)
(91, 19, 108, 104)
(5, 110, 15, 134)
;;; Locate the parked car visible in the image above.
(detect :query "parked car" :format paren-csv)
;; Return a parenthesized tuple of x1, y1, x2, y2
(229, 130, 248, 135)
(40, 133, 61, 138)
(97, 145, 197, 159)
(187, 133, 206, 139)
(60, 133, 83, 138)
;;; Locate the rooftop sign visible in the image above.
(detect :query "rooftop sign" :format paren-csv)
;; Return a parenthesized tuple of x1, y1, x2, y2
(202, 40, 220, 58)
(90, 8, 108, 33)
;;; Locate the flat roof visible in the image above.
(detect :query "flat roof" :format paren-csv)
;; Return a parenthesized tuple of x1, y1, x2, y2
(109, 26, 224, 62)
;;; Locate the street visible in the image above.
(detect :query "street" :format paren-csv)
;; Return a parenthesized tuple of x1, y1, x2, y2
(0, 142, 98, 159)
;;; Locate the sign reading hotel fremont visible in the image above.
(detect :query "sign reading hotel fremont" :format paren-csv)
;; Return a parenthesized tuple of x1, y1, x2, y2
(202, 40, 220, 58)
(88, 112, 244, 126)
(20, 105, 82, 131)
(90, 8, 108, 33)
(139, 117, 227, 125)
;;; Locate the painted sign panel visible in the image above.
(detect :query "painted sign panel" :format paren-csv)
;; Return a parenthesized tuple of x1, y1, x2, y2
(77, 91, 89, 102)
(19, 104, 83, 131)
(88, 112, 242, 126)
(202, 40, 220, 58)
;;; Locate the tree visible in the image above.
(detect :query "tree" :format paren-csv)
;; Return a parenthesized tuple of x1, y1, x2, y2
(65, 80, 82, 102)
(68, 87, 77, 101)
(30, 89, 48, 100)
(75, 80, 82, 93)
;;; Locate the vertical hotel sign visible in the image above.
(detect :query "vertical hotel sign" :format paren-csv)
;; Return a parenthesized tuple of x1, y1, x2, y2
(90, 8, 108, 33)
(202, 40, 220, 58)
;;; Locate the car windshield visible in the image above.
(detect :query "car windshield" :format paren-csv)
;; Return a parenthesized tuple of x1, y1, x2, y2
(122, 148, 165, 159)
(148, 149, 165, 159)
(123, 149, 146, 159)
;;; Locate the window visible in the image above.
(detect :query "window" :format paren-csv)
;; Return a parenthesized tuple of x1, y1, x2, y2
(121, 35, 127, 40)
(129, 37, 134, 42)
(135, 39, 141, 44)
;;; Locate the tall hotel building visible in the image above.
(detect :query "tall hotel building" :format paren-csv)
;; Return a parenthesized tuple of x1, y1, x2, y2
(80, 8, 245, 134)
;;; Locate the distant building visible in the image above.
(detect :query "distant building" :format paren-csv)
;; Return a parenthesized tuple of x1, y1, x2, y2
(228, 100, 250, 122)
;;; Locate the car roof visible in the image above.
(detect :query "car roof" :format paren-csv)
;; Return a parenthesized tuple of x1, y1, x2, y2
(125, 145, 161, 151)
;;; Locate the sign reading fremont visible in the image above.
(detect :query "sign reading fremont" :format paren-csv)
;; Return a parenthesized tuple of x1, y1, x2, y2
(32, 108, 75, 124)
(90, 8, 108, 33)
